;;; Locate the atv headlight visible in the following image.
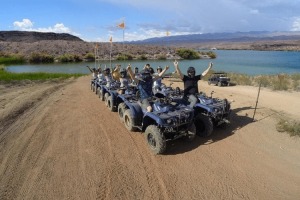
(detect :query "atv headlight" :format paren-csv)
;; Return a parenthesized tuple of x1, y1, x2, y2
(167, 119, 173, 124)
(185, 112, 190, 118)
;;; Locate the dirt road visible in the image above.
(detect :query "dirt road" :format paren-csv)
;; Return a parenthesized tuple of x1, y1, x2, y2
(0, 76, 300, 200)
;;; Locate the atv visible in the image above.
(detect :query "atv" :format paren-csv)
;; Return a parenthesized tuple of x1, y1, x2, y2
(192, 91, 231, 137)
(118, 94, 196, 155)
(208, 72, 231, 87)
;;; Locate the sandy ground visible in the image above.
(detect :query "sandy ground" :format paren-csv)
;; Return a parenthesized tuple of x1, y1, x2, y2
(0, 75, 300, 200)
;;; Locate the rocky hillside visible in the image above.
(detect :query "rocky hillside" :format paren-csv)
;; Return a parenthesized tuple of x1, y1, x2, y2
(0, 31, 83, 42)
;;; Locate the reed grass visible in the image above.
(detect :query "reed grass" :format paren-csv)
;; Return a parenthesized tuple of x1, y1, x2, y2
(0, 65, 84, 82)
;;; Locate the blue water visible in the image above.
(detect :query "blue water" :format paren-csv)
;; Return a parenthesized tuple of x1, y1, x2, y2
(4, 50, 300, 76)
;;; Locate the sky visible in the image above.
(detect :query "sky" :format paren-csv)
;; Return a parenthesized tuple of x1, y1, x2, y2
(1, 0, 300, 42)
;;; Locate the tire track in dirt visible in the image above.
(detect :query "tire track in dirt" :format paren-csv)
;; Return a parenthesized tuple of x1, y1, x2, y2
(0, 83, 68, 200)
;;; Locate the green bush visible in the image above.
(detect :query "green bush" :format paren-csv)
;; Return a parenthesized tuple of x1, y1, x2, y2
(176, 49, 200, 59)
(137, 54, 147, 60)
(116, 53, 133, 60)
(29, 52, 54, 63)
(156, 54, 167, 60)
(84, 53, 95, 60)
(206, 51, 217, 58)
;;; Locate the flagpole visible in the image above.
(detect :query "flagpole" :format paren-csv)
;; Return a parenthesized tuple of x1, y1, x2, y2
(110, 40, 112, 69)
(123, 25, 125, 68)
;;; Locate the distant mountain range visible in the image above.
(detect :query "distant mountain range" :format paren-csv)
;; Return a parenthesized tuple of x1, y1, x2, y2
(127, 31, 300, 45)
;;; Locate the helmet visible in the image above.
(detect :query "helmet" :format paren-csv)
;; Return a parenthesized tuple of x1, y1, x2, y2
(149, 67, 155, 75)
(157, 66, 162, 73)
(134, 67, 139, 73)
(92, 68, 96, 72)
(187, 67, 196, 77)
(140, 69, 152, 82)
(120, 68, 127, 78)
(104, 68, 110, 75)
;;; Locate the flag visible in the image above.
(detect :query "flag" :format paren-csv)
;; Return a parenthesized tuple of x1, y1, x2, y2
(117, 22, 125, 29)
(166, 30, 169, 36)
(109, 37, 112, 42)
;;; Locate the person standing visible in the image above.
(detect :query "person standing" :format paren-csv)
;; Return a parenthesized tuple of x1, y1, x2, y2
(173, 60, 213, 107)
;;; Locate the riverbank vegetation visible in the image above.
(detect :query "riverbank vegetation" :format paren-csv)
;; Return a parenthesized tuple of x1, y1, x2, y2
(0, 46, 215, 65)
(169, 70, 300, 92)
(0, 65, 84, 83)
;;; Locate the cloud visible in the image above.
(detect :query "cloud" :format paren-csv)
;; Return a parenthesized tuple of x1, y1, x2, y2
(99, 0, 300, 33)
(13, 19, 81, 36)
(13, 19, 34, 29)
(291, 17, 300, 31)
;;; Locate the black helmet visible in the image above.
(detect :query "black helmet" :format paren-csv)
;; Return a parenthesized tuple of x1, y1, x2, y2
(134, 67, 139, 73)
(149, 67, 155, 75)
(104, 68, 110, 75)
(92, 68, 96, 72)
(140, 69, 152, 82)
(120, 68, 127, 78)
(187, 67, 196, 77)
(157, 66, 162, 73)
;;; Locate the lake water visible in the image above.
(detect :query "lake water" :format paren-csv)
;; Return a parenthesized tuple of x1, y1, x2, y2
(4, 50, 300, 76)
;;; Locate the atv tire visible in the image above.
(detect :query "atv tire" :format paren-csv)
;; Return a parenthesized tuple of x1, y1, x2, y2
(107, 96, 116, 112)
(118, 103, 126, 122)
(183, 123, 196, 141)
(123, 109, 136, 131)
(98, 88, 104, 101)
(145, 125, 166, 155)
(218, 82, 222, 87)
(194, 113, 213, 137)
(104, 93, 110, 106)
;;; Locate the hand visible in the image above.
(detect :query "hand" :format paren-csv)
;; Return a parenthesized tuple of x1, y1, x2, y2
(165, 65, 170, 70)
(174, 61, 178, 67)
(127, 64, 132, 70)
(210, 62, 213, 67)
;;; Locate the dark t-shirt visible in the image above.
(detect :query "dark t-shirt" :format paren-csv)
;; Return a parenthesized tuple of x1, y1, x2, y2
(182, 75, 202, 96)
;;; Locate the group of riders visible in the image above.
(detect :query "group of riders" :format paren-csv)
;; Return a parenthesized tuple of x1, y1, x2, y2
(87, 61, 213, 112)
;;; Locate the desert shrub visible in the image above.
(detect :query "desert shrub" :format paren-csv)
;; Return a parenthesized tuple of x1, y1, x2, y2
(206, 51, 217, 58)
(228, 72, 252, 86)
(29, 52, 54, 63)
(255, 75, 271, 87)
(276, 119, 300, 137)
(58, 54, 74, 62)
(116, 53, 133, 60)
(156, 54, 167, 60)
(291, 72, 300, 90)
(84, 53, 95, 60)
(137, 54, 147, 60)
(176, 49, 200, 59)
(73, 54, 83, 62)
(271, 74, 289, 91)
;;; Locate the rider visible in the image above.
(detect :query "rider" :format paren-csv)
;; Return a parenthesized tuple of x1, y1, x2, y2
(118, 68, 130, 94)
(127, 64, 169, 112)
(99, 67, 114, 87)
(173, 60, 213, 108)
(153, 66, 163, 91)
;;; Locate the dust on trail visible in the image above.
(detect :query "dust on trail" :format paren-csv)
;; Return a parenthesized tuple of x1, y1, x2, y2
(0, 76, 300, 200)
